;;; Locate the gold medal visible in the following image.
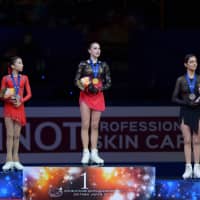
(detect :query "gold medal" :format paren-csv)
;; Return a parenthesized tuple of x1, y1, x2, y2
(92, 78, 99, 84)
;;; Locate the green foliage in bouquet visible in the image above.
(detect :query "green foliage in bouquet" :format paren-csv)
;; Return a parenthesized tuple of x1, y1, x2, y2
(0, 88, 7, 98)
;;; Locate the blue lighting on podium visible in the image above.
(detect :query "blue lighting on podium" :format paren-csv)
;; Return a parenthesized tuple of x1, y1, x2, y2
(1, 166, 200, 199)
(0, 171, 23, 199)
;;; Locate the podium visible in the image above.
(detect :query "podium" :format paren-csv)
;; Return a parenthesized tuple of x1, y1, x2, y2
(0, 171, 22, 199)
(1, 166, 200, 199)
(155, 179, 200, 199)
(0, 166, 155, 200)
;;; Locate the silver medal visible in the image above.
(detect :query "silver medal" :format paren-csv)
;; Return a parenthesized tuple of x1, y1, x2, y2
(189, 93, 196, 101)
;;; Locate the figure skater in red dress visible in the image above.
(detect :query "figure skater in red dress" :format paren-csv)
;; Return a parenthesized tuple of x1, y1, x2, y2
(0, 56, 32, 170)
(75, 42, 111, 164)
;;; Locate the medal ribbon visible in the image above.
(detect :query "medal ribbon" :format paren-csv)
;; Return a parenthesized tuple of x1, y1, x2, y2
(90, 59, 100, 78)
(11, 74, 20, 95)
(185, 73, 196, 94)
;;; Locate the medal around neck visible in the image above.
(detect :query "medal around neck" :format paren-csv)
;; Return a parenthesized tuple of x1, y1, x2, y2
(186, 73, 197, 101)
(90, 59, 100, 86)
(92, 78, 99, 84)
(189, 93, 196, 101)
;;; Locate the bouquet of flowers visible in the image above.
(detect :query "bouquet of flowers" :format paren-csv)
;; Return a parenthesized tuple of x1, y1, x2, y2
(80, 76, 91, 88)
(0, 88, 7, 98)
(0, 88, 15, 99)
(81, 77, 103, 94)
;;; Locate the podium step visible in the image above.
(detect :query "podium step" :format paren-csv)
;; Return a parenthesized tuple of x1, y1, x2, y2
(0, 166, 155, 200)
(1, 166, 200, 199)
(23, 166, 155, 200)
(155, 179, 200, 200)
(0, 171, 23, 199)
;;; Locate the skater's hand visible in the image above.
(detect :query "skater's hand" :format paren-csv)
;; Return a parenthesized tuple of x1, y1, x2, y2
(87, 83, 99, 94)
(13, 96, 21, 107)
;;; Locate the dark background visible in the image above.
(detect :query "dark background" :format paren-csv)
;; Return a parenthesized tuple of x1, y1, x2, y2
(1, 0, 200, 180)
(0, 0, 200, 106)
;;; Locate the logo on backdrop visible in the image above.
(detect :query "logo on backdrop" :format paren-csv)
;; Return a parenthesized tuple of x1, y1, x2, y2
(0, 107, 182, 162)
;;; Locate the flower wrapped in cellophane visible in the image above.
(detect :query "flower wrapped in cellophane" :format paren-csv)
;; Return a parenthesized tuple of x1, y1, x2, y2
(80, 76, 91, 88)
(0, 88, 15, 99)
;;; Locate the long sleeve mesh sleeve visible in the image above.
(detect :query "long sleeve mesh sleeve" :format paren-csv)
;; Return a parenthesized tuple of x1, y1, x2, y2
(74, 62, 85, 91)
(172, 77, 187, 105)
(102, 62, 111, 91)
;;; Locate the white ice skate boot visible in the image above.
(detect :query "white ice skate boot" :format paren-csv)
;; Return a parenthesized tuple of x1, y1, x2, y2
(2, 161, 14, 171)
(193, 163, 200, 178)
(90, 149, 104, 164)
(182, 163, 192, 179)
(81, 149, 90, 164)
(13, 161, 24, 170)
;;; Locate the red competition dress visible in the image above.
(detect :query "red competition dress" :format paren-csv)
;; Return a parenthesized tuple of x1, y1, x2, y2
(1, 74, 32, 126)
(75, 60, 111, 111)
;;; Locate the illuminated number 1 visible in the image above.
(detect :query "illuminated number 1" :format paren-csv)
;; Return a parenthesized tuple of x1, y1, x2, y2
(81, 172, 88, 189)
